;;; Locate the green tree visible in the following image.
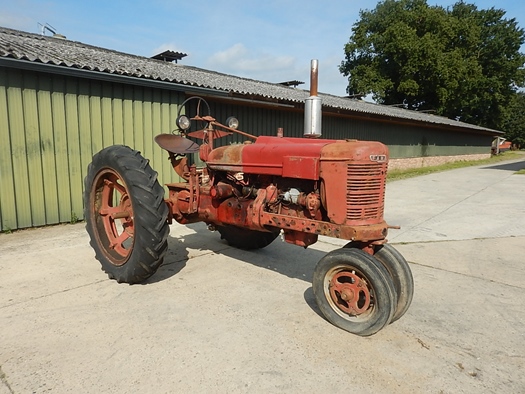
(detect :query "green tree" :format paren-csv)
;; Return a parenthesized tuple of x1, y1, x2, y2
(502, 92, 525, 148)
(340, 0, 525, 130)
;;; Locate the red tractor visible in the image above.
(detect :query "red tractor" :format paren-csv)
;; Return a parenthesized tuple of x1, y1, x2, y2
(84, 61, 413, 336)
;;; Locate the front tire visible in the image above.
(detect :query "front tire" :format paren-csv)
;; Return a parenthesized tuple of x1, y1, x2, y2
(313, 248, 396, 336)
(84, 145, 169, 284)
(344, 242, 414, 323)
(373, 244, 414, 322)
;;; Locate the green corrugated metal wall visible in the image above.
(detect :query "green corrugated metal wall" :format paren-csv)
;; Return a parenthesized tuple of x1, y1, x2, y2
(322, 114, 492, 158)
(188, 100, 304, 144)
(0, 67, 183, 231)
(201, 100, 492, 158)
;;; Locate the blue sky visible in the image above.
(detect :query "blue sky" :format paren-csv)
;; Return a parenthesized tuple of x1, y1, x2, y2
(2, 0, 524, 96)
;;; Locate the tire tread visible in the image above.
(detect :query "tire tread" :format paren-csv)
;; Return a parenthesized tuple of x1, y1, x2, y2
(84, 145, 169, 284)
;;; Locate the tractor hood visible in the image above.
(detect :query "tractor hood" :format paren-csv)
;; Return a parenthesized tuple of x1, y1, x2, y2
(206, 136, 388, 180)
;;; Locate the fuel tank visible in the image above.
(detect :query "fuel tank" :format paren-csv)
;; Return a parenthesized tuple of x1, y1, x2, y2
(206, 136, 388, 181)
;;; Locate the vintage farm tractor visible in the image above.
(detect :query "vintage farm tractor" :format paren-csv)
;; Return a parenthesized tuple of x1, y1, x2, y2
(84, 60, 413, 336)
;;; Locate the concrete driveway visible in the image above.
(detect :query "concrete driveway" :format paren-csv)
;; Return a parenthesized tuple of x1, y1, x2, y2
(1, 156, 524, 393)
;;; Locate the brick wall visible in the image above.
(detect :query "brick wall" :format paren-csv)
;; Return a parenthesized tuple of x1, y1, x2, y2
(388, 153, 491, 171)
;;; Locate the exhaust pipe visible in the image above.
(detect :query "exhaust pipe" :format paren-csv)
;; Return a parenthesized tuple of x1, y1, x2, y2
(304, 59, 322, 138)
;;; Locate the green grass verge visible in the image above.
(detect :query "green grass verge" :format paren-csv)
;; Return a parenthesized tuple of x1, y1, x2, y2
(387, 151, 525, 182)
(516, 169, 525, 175)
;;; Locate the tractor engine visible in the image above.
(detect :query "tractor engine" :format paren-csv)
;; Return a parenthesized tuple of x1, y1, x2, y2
(165, 136, 389, 248)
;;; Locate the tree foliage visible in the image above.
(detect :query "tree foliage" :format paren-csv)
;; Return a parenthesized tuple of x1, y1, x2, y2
(340, 0, 525, 130)
(502, 92, 525, 147)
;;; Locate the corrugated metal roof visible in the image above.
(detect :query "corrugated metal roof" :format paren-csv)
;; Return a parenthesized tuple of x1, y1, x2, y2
(0, 26, 499, 134)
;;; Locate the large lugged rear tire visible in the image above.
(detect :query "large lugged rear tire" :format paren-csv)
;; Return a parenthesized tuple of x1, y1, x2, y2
(217, 225, 280, 250)
(313, 248, 396, 336)
(84, 145, 169, 284)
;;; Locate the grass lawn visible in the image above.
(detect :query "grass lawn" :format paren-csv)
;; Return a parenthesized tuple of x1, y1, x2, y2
(387, 151, 525, 182)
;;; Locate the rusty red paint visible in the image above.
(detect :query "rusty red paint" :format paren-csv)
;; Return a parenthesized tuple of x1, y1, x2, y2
(282, 230, 318, 248)
(329, 270, 371, 315)
(210, 183, 235, 199)
(259, 211, 388, 242)
(94, 169, 134, 262)
(320, 141, 388, 226)
(206, 144, 244, 173)
(239, 136, 333, 178)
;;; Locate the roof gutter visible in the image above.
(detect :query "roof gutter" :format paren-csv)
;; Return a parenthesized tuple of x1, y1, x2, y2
(0, 57, 229, 97)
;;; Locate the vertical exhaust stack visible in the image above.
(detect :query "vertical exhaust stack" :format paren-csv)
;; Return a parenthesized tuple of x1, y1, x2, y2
(304, 59, 322, 138)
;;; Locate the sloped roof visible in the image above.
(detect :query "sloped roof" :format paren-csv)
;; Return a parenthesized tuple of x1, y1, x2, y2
(0, 26, 499, 134)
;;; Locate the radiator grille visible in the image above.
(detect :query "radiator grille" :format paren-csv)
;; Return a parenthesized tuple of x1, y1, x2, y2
(346, 163, 386, 221)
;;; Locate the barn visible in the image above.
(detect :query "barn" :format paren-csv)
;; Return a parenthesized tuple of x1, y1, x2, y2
(0, 26, 500, 231)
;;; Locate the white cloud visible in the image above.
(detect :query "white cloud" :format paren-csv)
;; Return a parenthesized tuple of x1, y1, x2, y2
(205, 45, 349, 96)
(206, 43, 296, 80)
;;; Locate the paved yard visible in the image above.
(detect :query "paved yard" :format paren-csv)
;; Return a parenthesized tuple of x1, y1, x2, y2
(1, 157, 524, 393)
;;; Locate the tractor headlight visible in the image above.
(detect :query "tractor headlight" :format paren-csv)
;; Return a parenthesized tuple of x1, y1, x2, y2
(225, 116, 239, 129)
(176, 115, 191, 131)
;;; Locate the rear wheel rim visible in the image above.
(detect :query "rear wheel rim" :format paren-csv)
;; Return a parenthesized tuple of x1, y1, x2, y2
(92, 168, 135, 265)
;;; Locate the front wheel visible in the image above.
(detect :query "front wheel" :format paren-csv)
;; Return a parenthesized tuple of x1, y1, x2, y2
(313, 248, 396, 336)
(84, 145, 169, 284)
(373, 244, 414, 323)
(344, 242, 414, 323)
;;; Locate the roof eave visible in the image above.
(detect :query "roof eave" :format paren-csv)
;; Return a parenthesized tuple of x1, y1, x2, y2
(0, 57, 229, 97)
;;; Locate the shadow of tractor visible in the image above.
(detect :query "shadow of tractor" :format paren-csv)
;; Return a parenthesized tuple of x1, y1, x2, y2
(146, 222, 334, 287)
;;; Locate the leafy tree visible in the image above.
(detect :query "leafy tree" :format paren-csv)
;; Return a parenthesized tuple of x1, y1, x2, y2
(502, 92, 525, 148)
(340, 0, 525, 130)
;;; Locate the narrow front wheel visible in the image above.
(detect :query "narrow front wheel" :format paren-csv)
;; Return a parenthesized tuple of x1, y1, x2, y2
(373, 244, 414, 323)
(344, 242, 414, 323)
(313, 248, 396, 336)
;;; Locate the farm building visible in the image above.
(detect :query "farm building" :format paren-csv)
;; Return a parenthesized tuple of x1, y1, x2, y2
(0, 26, 500, 231)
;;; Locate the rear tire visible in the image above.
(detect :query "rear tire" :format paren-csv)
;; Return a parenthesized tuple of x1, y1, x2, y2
(313, 248, 396, 336)
(217, 225, 280, 250)
(84, 145, 169, 284)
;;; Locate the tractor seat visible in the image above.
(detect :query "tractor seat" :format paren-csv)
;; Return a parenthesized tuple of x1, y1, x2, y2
(154, 134, 200, 154)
